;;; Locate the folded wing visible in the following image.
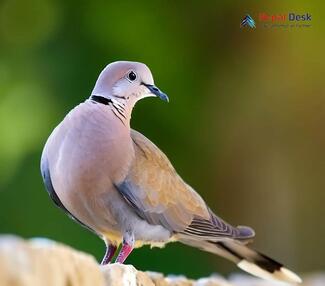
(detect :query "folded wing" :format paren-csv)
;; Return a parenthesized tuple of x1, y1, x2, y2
(116, 129, 254, 241)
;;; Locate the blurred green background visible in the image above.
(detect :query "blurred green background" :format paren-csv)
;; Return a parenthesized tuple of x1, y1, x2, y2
(0, 0, 324, 279)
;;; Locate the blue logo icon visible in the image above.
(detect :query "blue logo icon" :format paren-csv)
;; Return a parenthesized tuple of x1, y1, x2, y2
(241, 15, 256, 28)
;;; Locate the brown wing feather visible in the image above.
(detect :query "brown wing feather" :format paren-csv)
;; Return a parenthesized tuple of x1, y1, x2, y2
(116, 129, 255, 241)
(116, 129, 210, 232)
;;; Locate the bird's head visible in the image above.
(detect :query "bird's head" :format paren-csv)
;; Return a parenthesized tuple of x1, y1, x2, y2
(91, 61, 168, 105)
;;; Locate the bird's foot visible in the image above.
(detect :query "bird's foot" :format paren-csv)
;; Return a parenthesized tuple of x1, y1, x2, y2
(115, 231, 134, 264)
(101, 244, 117, 265)
(115, 243, 133, 263)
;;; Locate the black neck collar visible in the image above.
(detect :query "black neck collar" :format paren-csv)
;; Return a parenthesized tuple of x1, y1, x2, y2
(90, 95, 113, 105)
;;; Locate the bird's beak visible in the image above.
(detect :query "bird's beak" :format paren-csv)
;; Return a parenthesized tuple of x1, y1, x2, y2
(143, 83, 169, 102)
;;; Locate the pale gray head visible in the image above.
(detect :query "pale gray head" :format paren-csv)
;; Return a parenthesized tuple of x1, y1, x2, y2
(91, 61, 168, 104)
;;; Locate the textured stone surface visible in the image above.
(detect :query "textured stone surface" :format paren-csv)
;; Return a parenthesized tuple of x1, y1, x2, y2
(0, 235, 323, 286)
(195, 275, 233, 286)
(101, 263, 154, 286)
(0, 235, 105, 286)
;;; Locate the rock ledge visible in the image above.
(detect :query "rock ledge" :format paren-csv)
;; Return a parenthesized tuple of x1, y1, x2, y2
(0, 235, 319, 286)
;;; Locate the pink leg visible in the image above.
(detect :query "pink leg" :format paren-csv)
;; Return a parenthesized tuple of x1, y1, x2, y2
(115, 232, 135, 264)
(101, 243, 117, 265)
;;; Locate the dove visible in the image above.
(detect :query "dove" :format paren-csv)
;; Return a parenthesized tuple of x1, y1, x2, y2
(41, 61, 301, 283)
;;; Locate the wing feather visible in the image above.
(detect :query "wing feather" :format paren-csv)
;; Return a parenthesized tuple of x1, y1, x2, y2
(116, 129, 255, 241)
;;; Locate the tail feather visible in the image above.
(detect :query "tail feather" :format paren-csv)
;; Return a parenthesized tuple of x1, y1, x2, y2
(237, 259, 302, 284)
(179, 236, 301, 284)
(217, 240, 301, 284)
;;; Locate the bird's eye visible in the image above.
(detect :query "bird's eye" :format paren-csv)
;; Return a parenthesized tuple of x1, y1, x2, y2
(127, 71, 137, 81)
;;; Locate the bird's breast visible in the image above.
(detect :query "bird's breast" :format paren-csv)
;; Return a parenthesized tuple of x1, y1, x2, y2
(47, 102, 134, 232)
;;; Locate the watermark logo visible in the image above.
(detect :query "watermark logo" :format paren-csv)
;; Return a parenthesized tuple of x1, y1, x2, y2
(240, 14, 256, 28)
(240, 12, 312, 29)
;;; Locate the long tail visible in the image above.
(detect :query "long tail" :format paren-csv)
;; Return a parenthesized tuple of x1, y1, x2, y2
(179, 237, 302, 284)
